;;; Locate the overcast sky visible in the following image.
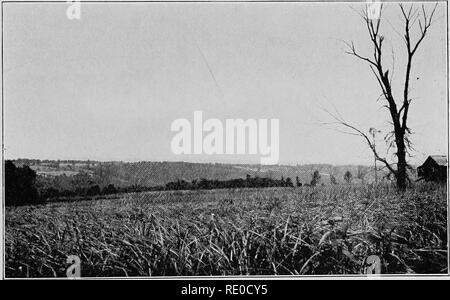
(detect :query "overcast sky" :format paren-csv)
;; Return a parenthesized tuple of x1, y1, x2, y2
(3, 1, 447, 165)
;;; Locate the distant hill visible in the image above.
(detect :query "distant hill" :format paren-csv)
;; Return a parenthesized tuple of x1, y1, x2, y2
(13, 159, 389, 188)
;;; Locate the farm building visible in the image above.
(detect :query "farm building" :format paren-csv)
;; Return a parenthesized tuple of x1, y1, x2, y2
(417, 155, 448, 182)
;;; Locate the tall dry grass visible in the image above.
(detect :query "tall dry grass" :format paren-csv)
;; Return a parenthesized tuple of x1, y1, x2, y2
(5, 182, 447, 277)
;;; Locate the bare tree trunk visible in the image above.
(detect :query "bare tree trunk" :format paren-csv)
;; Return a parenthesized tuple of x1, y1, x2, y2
(396, 135, 407, 190)
(341, 3, 438, 191)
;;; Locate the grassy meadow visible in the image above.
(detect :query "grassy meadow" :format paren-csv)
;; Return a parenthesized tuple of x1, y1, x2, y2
(5, 183, 448, 277)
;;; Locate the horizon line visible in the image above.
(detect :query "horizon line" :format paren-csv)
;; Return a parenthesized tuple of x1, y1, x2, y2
(5, 157, 427, 167)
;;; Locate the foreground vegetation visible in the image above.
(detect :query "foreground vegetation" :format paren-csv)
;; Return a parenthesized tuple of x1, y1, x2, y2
(5, 183, 447, 277)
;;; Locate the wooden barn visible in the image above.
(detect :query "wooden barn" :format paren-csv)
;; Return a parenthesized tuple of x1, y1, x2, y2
(417, 155, 447, 182)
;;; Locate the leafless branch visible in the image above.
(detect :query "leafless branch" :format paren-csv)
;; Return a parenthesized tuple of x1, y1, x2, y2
(321, 108, 397, 176)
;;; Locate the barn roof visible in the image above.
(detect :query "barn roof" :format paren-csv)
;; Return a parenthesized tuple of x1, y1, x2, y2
(428, 155, 448, 166)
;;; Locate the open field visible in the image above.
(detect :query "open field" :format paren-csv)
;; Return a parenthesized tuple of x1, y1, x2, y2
(5, 183, 448, 277)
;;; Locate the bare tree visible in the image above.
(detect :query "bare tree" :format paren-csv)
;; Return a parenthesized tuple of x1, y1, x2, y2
(338, 3, 438, 190)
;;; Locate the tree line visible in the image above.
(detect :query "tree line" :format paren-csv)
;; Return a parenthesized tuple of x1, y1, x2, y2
(5, 160, 359, 206)
(164, 174, 296, 191)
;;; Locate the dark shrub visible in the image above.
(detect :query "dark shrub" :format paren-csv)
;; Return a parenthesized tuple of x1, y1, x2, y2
(5, 160, 42, 206)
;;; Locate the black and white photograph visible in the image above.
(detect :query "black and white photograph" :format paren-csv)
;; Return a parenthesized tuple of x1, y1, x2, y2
(0, 0, 448, 281)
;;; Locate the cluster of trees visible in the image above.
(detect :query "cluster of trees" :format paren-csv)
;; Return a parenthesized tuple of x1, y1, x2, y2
(5, 161, 42, 206)
(164, 174, 295, 191)
(40, 174, 303, 200)
(313, 170, 361, 185)
(5, 160, 163, 205)
(160, 170, 363, 191)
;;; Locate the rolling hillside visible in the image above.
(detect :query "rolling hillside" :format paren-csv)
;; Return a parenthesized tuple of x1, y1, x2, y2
(12, 159, 391, 189)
